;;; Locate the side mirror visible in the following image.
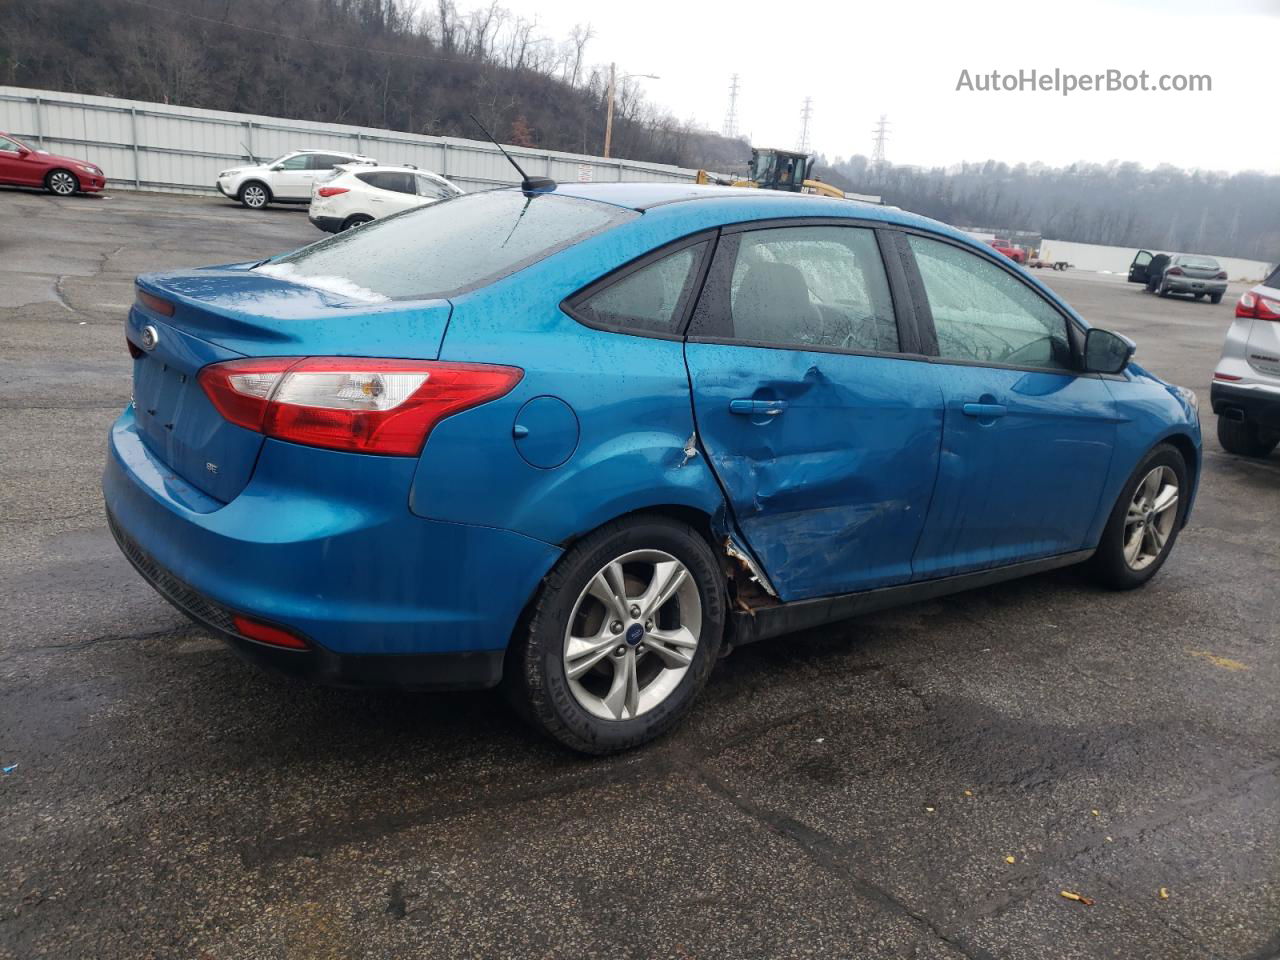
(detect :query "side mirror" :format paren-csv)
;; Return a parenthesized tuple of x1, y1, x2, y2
(270, 163, 284, 171)
(1084, 328, 1136, 374)
(17, 147, 30, 158)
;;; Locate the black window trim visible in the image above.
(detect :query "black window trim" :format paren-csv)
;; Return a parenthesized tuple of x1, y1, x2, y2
(891, 224, 1093, 376)
(683, 216, 928, 363)
(562, 229, 720, 343)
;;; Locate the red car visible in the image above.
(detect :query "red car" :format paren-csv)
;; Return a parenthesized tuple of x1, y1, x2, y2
(0, 132, 106, 195)
(987, 238, 1027, 264)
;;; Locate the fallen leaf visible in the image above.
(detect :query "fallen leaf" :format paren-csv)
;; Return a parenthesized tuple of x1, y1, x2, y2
(1091, 809, 1100, 817)
(1005, 855, 1016, 864)
(1187, 649, 1248, 671)
(1159, 887, 1169, 900)
(964, 790, 973, 797)
(1105, 836, 1113, 843)
(1060, 890, 1095, 906)
(924, 806, 935, 813)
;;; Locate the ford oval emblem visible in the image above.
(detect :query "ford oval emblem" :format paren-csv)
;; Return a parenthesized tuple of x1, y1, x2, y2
(140, 325, 160, 351)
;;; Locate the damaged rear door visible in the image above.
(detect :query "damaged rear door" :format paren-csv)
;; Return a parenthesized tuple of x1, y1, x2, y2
(684, 222, 944, 602)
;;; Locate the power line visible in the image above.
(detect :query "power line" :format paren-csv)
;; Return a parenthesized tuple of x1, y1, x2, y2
(798, 96, 812, 153)
(114, 0, 483, 66)
(723, 73, 740, 139)
(872, 113, 890, 167)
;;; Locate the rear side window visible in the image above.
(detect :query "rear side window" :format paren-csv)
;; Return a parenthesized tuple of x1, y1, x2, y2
(358, 171, 416, 194)
(308, 154, 350, 170)
(908, 235, 1071, 370)
(572, 242, 708, 335)
(689, 225, 899, 353)
(262, 191, 636, 301)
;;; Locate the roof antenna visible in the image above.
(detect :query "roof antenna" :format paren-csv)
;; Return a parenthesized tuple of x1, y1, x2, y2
(468, 113, 556, 195)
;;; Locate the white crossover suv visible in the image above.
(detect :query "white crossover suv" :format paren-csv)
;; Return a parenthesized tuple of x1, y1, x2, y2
(216, 150, 377, 209)
(308, 165, 464, 233)
(1211, 263, 1280, 457)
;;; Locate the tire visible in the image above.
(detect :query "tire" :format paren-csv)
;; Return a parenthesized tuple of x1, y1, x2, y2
(1194, 293, 1205, 301)
(1210, 292, 1223, 305)
(340, 214, 374, 231)
(1157, 282, 1171, 298)
(238, 181, 270, 209)
(505, 515, 725, 754)
(1088, 444, 1188, 590)
(45, 169, 79, 196)
(1217, 416, 1278, 458)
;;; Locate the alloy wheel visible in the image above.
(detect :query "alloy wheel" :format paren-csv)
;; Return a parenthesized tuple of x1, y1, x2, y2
(242, 185, 267, 208)
(563, 549, 702, 721)
(1123, 465, 1179, 570)
(49, 171, 76, 195)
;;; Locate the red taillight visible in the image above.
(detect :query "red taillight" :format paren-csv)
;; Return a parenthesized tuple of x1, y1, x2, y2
(316, 186, 349, 197)
(1236, 292, 1280, 321)
(233, 615, 309, 649)
(135, 287, 175, 316)
(1215, 271, 1228, 280)
(1166, 267, 1184, 276)
(199, 357, 523, 455)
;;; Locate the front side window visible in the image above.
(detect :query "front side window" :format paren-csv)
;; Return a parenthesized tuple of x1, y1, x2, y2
(573, 242, 708, 335)
(908, 235, 1071, 370)
(417, 175, 461, 200)
(277, 154, 310, 171)
(261, 191, 636, 301)
(690, 225, 898, 353)
(0, 136, 21, 154)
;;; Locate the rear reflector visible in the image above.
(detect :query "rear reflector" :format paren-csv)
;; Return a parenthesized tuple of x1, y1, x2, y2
(136, 287, 175, 317)
(233, 615, 309, 649)
(1213, 372, 1242, 381)
(316, 186, 350, 197)
(199, 357, 523, 455)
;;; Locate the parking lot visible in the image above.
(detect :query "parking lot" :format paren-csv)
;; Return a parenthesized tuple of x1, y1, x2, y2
(1, 187, 1277, 960)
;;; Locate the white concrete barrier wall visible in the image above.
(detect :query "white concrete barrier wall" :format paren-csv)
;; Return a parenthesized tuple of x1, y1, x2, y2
(1039, 238, 1273, 283)
(0, 86, 720, 196)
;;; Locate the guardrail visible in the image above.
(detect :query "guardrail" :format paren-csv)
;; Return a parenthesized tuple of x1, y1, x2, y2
(0, 86, 714, 195)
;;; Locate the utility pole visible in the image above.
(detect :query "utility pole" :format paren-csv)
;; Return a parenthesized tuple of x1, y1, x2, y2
(604, 62, 616, 159)
(871, 113, 890, 168)
(723, 73, 740, 139)
(798, 96, 813, 153)
(603, 64, 659, 159)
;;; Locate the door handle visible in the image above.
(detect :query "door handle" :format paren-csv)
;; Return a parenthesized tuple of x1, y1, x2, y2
(730, 398, 788, 416)
(962, 402, 1007, 418)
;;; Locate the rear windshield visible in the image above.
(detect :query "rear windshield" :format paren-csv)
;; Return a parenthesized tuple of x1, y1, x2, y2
(1178, 255, 1219, 269)
(261, 190, 635, 301)
(1265, 264, 1280, 290)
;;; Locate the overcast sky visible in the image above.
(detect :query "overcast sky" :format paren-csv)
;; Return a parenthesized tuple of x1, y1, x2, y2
(516, 0, 1279, 174)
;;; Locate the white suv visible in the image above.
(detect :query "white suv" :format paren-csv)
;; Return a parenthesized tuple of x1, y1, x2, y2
(216, 150, 377, 209)
(308, 165, 464, 233)
(1211, 263, 1280, 457)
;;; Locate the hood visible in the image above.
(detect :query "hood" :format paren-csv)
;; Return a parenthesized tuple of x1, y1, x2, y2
(36, 149, 98, 169)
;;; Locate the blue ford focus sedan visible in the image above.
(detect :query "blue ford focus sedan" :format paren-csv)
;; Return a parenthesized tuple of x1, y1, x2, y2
(104, 183, 1201, 753)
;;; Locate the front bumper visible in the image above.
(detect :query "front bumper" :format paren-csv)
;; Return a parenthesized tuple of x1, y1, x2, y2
(215, 179, 235, 198)
(103, 408, 561, 686)
(1211, 381, 1280, 430)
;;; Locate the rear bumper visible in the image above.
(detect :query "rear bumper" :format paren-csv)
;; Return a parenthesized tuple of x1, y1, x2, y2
(309, 213, 344, 233)
(1164, 278, 1227, 296)
(102, 408, 560, 683)
(1211, 381, 1280, 430)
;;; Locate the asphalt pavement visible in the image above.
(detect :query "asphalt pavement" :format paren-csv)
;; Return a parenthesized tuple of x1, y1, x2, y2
(1, 187, 1277, 960)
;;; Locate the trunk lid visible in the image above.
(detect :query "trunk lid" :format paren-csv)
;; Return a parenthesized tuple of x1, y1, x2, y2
(127, 265, 452, 502)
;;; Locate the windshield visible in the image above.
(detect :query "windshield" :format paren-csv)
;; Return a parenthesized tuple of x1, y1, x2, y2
(260, 190, 636, 301)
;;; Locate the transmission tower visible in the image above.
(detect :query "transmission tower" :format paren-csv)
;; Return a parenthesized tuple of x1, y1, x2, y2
(871, 114, 890, 167)
(723, 74, 740, 139)
(798, 97, 813, 152)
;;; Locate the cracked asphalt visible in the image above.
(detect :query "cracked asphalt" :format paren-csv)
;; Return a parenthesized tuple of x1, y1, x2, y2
(1, 186, 1277, 960)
